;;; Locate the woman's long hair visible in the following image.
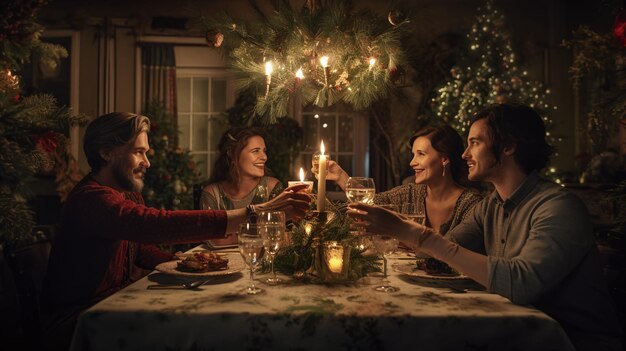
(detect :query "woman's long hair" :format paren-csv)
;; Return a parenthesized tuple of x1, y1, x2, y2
(209, 126, 267, 184)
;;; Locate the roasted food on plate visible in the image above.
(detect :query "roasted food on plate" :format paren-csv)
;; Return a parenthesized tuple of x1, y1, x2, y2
(177, 252, 229, 272)
(416, 257, 459, 276)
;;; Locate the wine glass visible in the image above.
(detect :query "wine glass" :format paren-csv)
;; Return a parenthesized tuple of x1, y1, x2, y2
(372, 235, 399, 292)
(345, 177, 376, 204)
(238, 223, 265, 295)
(400, 203, 426, 225)
(346, 177, 375, 233)
(311, 152, 331, 174)
(257, 211, 286, 285)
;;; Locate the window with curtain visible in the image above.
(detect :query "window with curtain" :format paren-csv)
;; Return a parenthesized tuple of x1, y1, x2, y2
(176, 70, 232, 178)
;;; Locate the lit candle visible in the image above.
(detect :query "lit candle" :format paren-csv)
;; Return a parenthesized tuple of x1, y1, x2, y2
(326, 242, 344, 273)
(265, 61, 273, 97)
(288, 167, 314, 193)
(299, 167, 305, 181)
(320, 56, 330, 86)
(328, 256, 343, 273)
(368, 57, 376, 68)
(317, 141, 327, 211)
(265, 61, 274, 77)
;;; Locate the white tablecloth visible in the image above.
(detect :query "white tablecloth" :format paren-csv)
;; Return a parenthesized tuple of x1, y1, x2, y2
(70, 249, 574, 351)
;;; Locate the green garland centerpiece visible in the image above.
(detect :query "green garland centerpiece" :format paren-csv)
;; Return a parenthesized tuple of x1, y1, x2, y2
(272, 201, 381, 283)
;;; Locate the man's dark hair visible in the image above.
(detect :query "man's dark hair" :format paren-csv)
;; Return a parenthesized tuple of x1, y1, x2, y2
(83, 112, 151, 172)
(470, 104, 553, 173)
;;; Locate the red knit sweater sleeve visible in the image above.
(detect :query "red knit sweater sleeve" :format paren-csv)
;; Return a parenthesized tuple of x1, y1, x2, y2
(68, 181, 228, 244)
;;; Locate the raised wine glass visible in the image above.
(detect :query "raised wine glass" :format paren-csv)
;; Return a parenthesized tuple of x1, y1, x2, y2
(345, 177, 376, 204)
(238, 223, 265, 295)
(311, 152, 331, 175)
(257, 211, 286, 285)
(346, 177, 375, 233)
(372, 235, 400, 293)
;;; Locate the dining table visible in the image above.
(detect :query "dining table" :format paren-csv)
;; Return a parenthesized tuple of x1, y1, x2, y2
(69, 244, 575, 351)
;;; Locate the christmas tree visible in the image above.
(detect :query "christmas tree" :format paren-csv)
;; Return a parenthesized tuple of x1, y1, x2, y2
(197, 0, 409, 123)
(142, 102, 200, 210)
(0, 0, 87, 249)
(432, 0, 558, 152)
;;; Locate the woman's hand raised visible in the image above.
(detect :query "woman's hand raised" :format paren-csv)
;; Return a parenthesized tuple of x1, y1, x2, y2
(312, 160, 350, 191)
(254, 184, 311, 221)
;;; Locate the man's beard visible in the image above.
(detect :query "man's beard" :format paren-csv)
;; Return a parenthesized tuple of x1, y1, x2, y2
(112, 160, 145, 192)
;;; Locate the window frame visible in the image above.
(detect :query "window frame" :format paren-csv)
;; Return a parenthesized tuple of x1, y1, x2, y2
(296, 103, 369, 198)
(175, 68, 237, 178)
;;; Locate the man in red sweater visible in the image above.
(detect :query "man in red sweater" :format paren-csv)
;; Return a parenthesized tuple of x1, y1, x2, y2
(40, 112, 310, 349)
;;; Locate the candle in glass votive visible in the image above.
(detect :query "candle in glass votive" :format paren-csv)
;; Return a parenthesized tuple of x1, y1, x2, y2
(317, 141, 327, 211)
(326, 242, 344, 273)
(288, 167, 313, 193)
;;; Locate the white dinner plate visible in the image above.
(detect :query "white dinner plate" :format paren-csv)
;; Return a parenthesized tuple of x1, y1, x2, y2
(391, 262, 473, 282)
(156, 253, 245, 278)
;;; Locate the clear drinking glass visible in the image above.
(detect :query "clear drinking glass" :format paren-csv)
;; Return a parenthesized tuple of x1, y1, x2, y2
(311, 152, 331, 174)
(372, 235, 399, 292)
(238, 223, 265, 295)
(257, 211, 286, 285)
(400, 203, 425, 225)
(345, 177, 376, 204)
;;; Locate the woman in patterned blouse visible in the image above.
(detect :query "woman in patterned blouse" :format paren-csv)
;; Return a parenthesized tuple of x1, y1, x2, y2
(321, 125, 482, 236)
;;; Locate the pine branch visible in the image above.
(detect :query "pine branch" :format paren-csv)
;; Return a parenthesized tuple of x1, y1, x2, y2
(195, 0, 409, 121)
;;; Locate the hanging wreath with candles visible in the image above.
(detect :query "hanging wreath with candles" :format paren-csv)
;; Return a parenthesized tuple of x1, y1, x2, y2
(197, 0, 410, 123)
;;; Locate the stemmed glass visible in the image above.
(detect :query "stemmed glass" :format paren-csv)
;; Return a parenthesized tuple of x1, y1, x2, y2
(346, 177, 376, 233)
(257, 210, 286, 285)
(345, 177, 376, 204)
(238, 223, 265, 295)
(400, 203, 426, 225)
(372, 235, 399, 292)
(356, 204, 399, 252)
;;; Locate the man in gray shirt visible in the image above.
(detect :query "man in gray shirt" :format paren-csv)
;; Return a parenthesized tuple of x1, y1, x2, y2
(349, 104, 623, 350)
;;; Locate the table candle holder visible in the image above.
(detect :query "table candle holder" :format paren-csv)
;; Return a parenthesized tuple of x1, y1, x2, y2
(312, 239, 352, 283)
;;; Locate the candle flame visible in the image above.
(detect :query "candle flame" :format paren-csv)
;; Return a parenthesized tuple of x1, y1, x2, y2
(296, 68, 304, 79)
(299, 167, 305, 181)
(320, 140, 325, 155)
(369, 57, 376, 67)
(265, 61, 273, 75)
(320, 56, 329, 68)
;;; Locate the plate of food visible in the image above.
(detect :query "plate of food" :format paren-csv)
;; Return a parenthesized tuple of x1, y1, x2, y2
(156, 251, 245, 277)
(392, 258, 472, 282)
